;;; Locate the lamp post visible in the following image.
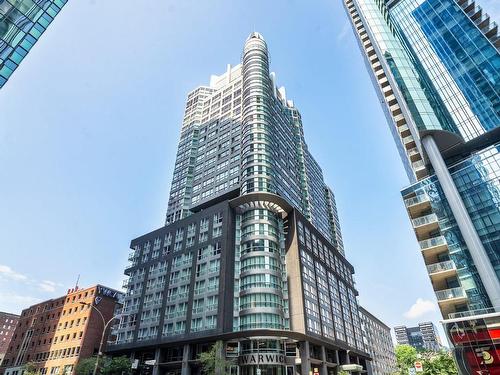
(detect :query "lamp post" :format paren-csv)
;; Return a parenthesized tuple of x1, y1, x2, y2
(79, 301, 125, 375)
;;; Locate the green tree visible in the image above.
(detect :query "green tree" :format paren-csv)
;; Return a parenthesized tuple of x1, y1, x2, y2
(395, 345, 417, 374)
(103, 356, 132, 375)
(75, 356, 132, 375)
(198, 341, 231, 375)
(421, 351, 458, 375)
(22, 362, 38, 375)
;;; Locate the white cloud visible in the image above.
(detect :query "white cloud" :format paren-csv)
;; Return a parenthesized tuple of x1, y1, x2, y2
(337, 21, 351, 43)
(0, 291, 41, 314)
(0, 264, 28, 282)
(39, 280, 61, 293)
(404, 298, 437, 319)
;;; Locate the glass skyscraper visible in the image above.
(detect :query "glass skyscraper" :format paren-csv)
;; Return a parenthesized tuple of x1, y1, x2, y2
(108, 33, 386, 375)
(0, 0, 67, 89)
(344, 0, 500, 371)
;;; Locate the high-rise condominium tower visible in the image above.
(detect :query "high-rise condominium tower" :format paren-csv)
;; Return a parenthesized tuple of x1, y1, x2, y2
(394, 322, 442, 351)
(0, 0, 67, 89)
(109, 33, 378, 375)
(343, 0, 499, 371)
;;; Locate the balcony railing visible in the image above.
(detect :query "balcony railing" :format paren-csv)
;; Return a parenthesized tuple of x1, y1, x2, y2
(435, 287, 467, 301)
(412, 213, 438, 228)
(420, 235, 447, 250)
(448, 307, 497, 319)
(122, 305, 139, 313)
(403, 135, 415, 144)
(412, 160, 425, 171)
(427, 260, 456, 274)
(405, 194, 430, 207)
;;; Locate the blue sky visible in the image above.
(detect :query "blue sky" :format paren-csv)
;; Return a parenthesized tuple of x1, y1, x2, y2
(0, 0, 452, 340)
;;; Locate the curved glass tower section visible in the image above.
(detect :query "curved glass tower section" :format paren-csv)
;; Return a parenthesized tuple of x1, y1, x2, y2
(241, 32, 274, 195)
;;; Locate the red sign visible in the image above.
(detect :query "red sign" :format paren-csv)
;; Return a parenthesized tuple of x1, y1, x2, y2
(415, 361, 423, 372)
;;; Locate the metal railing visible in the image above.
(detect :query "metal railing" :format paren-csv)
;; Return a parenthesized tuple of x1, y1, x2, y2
(420, 235, 447, 250)
(412, 213, 438, 227)
(448, 307, 498, 319)
(405, 194, 429, 207)
(435, 287, 467, 301)
(427, 260, 456, 274)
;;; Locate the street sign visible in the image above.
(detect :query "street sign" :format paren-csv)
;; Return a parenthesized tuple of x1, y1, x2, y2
(408, 368, 416, 375)
(131, 359, 139, 369)
(144, 360, 156, 366)
(415, 361, 423, 372)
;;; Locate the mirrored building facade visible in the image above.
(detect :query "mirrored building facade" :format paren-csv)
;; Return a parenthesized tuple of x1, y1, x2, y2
(0, 0, 67, 89)
(343, 0, 500, 371)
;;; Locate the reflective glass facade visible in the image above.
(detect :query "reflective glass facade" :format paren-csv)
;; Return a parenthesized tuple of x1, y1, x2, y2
(390, 0, 500, 141)
(402, 143, 500, 314)
(0, 0, 67, 88)
(344, 0, 500, 321)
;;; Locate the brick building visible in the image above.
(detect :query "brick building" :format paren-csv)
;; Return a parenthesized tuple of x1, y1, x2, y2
(0, 313, 20, 366)
(0, 285, 122, 375)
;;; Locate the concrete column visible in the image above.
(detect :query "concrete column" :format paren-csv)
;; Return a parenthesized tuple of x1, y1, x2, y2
(422, 135, 500, 309)
(300, 341, 311, 375)
(181, 344, 191, 375)
(320, 346, 328, 375)
(152, 348, 161, 375)
(215, 341, 225, 375)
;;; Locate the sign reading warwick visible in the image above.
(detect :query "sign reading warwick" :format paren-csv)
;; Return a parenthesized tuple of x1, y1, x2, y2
(238, 353, 285, 366)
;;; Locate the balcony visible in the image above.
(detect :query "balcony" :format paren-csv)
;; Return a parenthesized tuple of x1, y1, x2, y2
(405, 193, 431, 216)
(402, 135, 416, 149)
(435, 287, 467, 306)
(427, 260, 457, 281)
(420, 235, 448, 257)
(128, 251, 139, 261)
(146, 282, 166, 292)
(140, 316, 160, 326)
(399, 124, 411, 138)
(407, 147, 421, 162)
(412, 213, 439, 235)
(122, 304, 139, 313)
(143, 299, 163, 308)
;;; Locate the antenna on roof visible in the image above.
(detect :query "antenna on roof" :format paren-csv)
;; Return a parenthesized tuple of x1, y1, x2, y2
(75, 274, 80, 289)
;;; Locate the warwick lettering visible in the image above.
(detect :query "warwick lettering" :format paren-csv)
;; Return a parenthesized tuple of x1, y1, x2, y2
(239, 353, 285, 366)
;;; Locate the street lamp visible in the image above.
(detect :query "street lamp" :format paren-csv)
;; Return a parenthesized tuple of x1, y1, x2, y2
(79, 301, 126, 375)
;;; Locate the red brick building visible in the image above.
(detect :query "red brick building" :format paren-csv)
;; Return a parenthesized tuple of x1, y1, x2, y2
(0, 285, 122, 375)
(0, 313, 20, 366)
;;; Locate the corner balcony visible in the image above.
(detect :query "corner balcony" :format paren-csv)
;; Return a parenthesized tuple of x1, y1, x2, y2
(402, 135, 416, 149)
(128, 251, 139, 262)
(407, 147, 421, 162)
(427, 260, 457, 282)
(398, 124, 411, 138)
(435, 287, 468, 306)
(412, 213, 439, 236)
(404, 193, 431, 216)
(420, 235, 448, 258)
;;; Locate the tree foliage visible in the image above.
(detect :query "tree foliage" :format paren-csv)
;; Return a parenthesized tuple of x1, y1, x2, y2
(75, 356, 132, 375)
(198, 341, 231, 375)
(394, 345, 458, 375)
(22, 362, 38, 375)
(395, 345, 418, 374)
(421, 352, 458, 375)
